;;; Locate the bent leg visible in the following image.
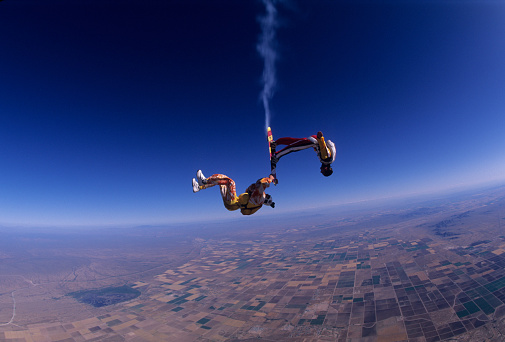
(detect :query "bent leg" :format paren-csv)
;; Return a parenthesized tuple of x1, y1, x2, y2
(202, 174, 238, 204)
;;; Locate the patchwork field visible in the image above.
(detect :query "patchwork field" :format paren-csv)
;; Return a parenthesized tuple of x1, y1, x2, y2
(2, 185, 505, 341)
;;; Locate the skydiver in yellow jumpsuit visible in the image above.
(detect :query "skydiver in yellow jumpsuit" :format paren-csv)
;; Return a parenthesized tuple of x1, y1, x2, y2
(192, 171, 275, 215)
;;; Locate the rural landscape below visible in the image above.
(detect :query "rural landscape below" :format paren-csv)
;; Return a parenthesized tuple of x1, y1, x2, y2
(2, 183, 505, 341)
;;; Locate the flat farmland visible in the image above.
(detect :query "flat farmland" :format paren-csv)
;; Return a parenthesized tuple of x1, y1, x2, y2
(2, 185, 505, 341)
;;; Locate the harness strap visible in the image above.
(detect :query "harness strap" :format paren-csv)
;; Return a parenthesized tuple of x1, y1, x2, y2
(240, 201, 262, 211)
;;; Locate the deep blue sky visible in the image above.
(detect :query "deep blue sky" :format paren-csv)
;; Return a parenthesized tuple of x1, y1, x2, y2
(1, 0, 505, 226)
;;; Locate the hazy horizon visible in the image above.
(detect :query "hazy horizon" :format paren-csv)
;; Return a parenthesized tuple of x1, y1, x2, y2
(2, 179, 504, 229)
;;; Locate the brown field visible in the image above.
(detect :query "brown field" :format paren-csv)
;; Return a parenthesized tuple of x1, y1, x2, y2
(2, 184, 505, 341)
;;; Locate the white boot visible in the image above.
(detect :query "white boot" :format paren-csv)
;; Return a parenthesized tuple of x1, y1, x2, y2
(196, 170, 207, 186)
(192, 178, 200, 193)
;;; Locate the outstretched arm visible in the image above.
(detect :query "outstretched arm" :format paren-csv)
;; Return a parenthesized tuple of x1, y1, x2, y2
(268, 174, 278, 185)
(246, 175, 275, 194)
(314, 132, 336, 164)
(323, 139, 336, 164)
(259, 175, 275, 188)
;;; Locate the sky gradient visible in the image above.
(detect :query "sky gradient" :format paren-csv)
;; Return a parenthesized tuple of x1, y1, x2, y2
(1, 0, 505, 226)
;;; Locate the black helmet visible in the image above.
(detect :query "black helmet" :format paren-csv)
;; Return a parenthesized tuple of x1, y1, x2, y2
(320, 164, 333, 177)
(264, 194, 275, 208)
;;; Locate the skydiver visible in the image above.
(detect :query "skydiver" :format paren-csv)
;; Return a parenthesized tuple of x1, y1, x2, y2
(272, 131, 336, 177)
(192, 170, 276, 215)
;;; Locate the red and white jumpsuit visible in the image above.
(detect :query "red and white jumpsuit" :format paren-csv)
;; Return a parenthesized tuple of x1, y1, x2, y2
(275, 135, 336, 164)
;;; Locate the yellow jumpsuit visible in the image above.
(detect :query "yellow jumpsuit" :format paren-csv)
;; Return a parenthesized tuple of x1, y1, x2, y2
(200, 174, 274, 215)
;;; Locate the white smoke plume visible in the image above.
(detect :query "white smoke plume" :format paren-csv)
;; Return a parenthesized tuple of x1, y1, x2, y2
(257, 0, 279, 132)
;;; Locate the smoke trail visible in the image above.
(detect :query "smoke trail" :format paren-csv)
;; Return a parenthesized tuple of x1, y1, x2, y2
(257, 0, 278, 132)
